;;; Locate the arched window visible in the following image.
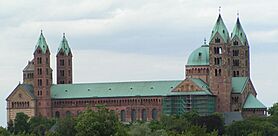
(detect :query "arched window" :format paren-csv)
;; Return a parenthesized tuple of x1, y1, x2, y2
(215, 37, 220, 43)
(131, 109, 136, 122)
(152, 109, 158, 120)
(66, 111, 71, 116)
(141, 109, 147, 121)
(55, 111, 60, 118)
(120, 110, 126, 122)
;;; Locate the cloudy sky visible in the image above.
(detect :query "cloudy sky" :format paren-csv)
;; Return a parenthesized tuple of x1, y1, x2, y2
(1, 0, 278, 126)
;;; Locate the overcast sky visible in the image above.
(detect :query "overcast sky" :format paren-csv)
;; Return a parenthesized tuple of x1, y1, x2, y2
(1, 0, 278, 127)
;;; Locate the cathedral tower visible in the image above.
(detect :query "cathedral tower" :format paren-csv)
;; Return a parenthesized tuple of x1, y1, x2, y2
(56, 33, 72, 84)
(209, 14, 232, 112)
(33, 31, 52, 117)
(230, 17, 250, 77)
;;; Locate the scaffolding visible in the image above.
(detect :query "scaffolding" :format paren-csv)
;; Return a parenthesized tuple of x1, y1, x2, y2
(162, 95, 216, 116)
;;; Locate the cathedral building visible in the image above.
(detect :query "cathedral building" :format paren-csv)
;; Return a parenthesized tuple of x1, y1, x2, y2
(6, 14, 267, 122)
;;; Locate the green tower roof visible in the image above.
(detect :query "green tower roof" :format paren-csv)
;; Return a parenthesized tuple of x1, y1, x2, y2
(187, 44, 209, 66)
(231, 18, 248, 45)
(210, 14, 229, 43)
(35, 31, 49, 54)
(58, 33, 71, 55)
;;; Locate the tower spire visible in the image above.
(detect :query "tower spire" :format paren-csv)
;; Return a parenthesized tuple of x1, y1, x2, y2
(34, 30, 49, 54)
(231, 13, 248, 45)
(209, 11, 229, 43)
(58, 33, 71, 56)
(56, 33, 73, 84)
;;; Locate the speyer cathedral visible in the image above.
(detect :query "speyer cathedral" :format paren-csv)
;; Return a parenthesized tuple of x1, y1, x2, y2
(7, 13, 267, 122)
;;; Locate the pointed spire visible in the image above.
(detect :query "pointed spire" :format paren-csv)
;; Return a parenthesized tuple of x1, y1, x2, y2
(58, 33, 71, 55)
(209, 13, 229, 43)
(231, 15, 248, 45)
(35, 30, 49, 54)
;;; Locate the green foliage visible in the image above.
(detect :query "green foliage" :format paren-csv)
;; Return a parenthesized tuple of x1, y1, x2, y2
(268, 102, 278, 116)
(193, 113, 224, 135)
(14, 112, 30, 134)
(226, 117, 278, 136)
(29, 116, 55, 136)
(160, 114, 191, 133)
(129, 123, 151, 136)
(56, 116, 76, 136)
(75, 107, 121, 136)
(45, 131, 60, 136)
(148, 120, 164, 131)
(180, 125, 216, 136)
(7, 119, 14, 134)
(0, 126, 10, 136)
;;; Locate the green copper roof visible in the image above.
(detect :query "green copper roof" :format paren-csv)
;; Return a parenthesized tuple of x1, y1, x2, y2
(58, 34, 71, 55)
(232, 77, 248, 94)
(169, 78, 212, 96)
(210, 14, 229, 43)
(190, 78, 211, 93)
(51, 80, 183, 99)
(231, 18, 248, 45)
(243, 93, 266, 109)
(168, 91, 211, 96)
(35, 32, 49, 54)
(187, 44, 209, 66)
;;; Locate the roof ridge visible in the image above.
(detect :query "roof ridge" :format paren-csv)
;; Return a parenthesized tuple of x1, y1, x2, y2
(53, 80, 183, 85)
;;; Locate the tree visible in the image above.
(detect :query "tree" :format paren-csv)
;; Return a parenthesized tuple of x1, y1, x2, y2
(75, 106, 123, 136)
(129, 123, 151, 136)
(181, 125, 217, 136)
(14, 112, 30, 134)
(268, 102, 278, 116)
(193, 113, 224, 135)
(56, 116, 76, 136)
(7, 119, 14, 134)
(160, 114, 191, 133)
(0, 126, 10, 136)
(29, 116, 55, 136)
(226, 117, 278, 136)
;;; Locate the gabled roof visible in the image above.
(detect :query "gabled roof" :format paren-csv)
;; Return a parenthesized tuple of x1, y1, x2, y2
(6, 84, 35, 100)
(243, 93, 266, 109)
(232, 77, 249, 94)
(20, 84, 35, 98)
(231, 18, 248, 45)
(51, 80, 183, 99)
(23, 60, 34, 72)
(34, 32, 49, 54)
(169, 78, 212, 96)
(190, 78, 211, 94)
(210, 14, 229, 43)
(58, 33, 71, 56)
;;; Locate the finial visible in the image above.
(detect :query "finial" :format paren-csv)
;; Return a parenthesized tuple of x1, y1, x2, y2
(204, 38, 207, 45)
(218, 6, 221, 14)
(40, 29, 43, 34)
(63, 33, 65, 37)
(237, 10, 240, 18)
